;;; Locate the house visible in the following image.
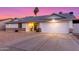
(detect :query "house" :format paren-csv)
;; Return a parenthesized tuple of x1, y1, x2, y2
(5, 12, 76, 33)
(0, 18, 13, 31)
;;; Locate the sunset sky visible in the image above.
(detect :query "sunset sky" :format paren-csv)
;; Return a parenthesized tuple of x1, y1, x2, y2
(0, 7, 79, 19)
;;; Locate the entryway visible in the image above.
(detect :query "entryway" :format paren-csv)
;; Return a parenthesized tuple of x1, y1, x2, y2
(28, 22, 41, 32)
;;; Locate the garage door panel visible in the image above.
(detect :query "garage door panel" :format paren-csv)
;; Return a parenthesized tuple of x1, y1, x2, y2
(40, 22, 69, 33)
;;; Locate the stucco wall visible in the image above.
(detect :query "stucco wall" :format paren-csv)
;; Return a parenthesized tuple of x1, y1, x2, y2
(6, 24, 18, 28)
(6, 23, 26, 31)
(22, 23, 26, 28)
(6, 23, 27, 29)
(22, 23, 30, 32)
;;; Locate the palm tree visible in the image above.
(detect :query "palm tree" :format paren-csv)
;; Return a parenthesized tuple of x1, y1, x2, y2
(34, 7, 39, 16)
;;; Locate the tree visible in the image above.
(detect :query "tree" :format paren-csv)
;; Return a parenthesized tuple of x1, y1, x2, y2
(34, 7, 39, 16)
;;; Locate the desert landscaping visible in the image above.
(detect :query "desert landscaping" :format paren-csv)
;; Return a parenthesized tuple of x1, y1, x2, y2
(0, 31, 79, 51)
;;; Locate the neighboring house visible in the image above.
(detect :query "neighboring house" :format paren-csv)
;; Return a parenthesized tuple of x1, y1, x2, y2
(0, 18, 13, 31)
(6, 12, 76, 33)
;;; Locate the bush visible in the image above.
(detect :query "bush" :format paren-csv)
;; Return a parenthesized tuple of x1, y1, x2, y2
(15, 30, 18, 32)
(36, 28, 41, 32)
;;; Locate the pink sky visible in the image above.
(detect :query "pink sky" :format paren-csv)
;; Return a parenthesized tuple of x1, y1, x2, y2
(0, 7, 79, 19)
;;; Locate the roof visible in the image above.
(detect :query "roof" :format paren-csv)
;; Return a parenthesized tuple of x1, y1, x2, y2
(52, 13, 75, 20)
(6, 13, 76, 24)
(0, 18, 13, 21)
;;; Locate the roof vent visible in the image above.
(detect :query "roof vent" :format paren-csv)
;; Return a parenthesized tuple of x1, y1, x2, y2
(69, 12, 73, 14)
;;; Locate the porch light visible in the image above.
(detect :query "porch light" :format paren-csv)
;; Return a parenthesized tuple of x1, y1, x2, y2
(52, 19, 57, 22)
(28, 23, 34, 28)
(49, 19, 58, 22)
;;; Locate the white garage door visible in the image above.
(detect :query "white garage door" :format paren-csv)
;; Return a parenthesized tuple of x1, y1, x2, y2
(40, 22, 69, 33)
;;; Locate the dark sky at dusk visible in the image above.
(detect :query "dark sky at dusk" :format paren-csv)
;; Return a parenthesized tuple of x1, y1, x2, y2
(0, 7, 79, 19)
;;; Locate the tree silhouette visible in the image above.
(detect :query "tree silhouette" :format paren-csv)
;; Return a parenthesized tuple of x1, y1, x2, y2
(34, 7, 39, 16)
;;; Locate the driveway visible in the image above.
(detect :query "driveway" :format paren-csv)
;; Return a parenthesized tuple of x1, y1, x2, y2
(0, 32, 79, 51)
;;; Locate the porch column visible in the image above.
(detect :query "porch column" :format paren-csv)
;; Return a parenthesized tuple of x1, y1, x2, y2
(69, 20, 73, 33)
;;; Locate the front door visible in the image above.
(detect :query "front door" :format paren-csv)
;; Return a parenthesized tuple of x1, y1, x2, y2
(28, 22, 39, 32)
(34, 22, 39, 32)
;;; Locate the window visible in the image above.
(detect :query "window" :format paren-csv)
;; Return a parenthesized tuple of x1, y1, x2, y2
(18, 23, 22, 28)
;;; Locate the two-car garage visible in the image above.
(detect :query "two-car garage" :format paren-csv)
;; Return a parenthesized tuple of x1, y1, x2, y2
(39, 21, 70, 33)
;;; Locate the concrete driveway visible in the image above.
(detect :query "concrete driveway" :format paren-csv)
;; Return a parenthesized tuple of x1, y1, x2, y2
(0, 32, 79, 51)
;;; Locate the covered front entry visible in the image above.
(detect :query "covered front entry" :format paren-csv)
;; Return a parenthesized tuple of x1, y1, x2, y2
(26, 22, 40, 32)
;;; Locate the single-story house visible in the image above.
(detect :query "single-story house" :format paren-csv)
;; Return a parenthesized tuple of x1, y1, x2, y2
(5, 12, 76, 33)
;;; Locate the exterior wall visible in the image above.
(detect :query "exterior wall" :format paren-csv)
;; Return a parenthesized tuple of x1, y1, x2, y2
(22, 23, 30, 31)
(69, 20, 73, 29)
(6, 24, 18, 28)
(6, 24, 19, 31)
(22, 23, 26, 28)
(68, 20, 73, 33)
(73, 24, 79, 33)
(39, 21, 70, 33)
(0, 19, 12, 30)
(25, 23, 31, 32)
(6, 23, 30, 31)
(6, 24, 18, 31)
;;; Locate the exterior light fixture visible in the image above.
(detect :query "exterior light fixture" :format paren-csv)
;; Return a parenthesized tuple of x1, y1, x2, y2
(28, 23, 34, 28)
(52, 19, 57, 22)
(49, 19, 58, 22)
